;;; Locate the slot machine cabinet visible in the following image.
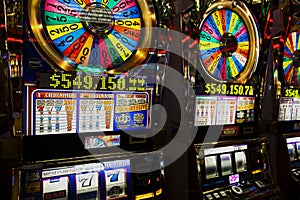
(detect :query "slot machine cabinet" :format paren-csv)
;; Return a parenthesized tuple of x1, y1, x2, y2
(161, 0, 281, 199)
(22, 0, 161, 159)
(193, 0, 270, 140)
(0, 0, 176, 199)
(22, 0, 175, 149)
(191, 0, 282, 198)
(195, 138, 281, 200)
(262, 0, 300, 198)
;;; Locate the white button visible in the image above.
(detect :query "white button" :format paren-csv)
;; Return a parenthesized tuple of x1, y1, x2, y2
(213, 193, 220, 198)
(255, 180, 265, 188)
(220, 191, 227, 197)
(294, 171, 299, 175)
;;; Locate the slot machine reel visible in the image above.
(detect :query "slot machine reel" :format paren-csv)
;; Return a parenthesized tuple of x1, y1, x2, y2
(198, 0, 260, 84)
(28, 0, 156, 73)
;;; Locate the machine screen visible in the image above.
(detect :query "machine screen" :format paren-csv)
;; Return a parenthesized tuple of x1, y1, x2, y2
(30, 89, 152, 136)
(194, 95, 255, 127)
(199, 144, 248, 184)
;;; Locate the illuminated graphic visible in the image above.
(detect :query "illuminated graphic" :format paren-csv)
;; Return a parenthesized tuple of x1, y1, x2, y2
(283, 31, 300, 85)
(84, 135, 120, 149)
(278, 97, 294, 121)
(39, 72, 146, 91)
(198, 1, 259, 83)
(284, 88, 300, 97)
(195, 96, 240, 126)
(32, 90, 152, 135)
(229, 174, 239, 184)
(28, 0, 155, 72)
(204, 83, 254, 96)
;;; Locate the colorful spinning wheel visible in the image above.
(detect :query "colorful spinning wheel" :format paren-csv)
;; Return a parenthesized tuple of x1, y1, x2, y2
(198, 0, 260, 83)
(283, 31, 300, 85)
(28, 0, 155, 73)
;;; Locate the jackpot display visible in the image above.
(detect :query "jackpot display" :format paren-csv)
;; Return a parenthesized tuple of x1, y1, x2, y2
(278, 30, 300, 123)
(195, 138, 280, 200)
(192, 0, 265, 137)
(162, 0, 273, 199)
(23, 0, 159, 137)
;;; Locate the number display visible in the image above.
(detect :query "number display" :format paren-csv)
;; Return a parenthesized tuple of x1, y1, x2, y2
(204, 83, 254, 96)
(42, 72, 146, 91)
(284, 88, 300, 98)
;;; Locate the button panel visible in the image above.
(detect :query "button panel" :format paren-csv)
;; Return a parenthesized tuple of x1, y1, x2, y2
(203, 179, 278, 200)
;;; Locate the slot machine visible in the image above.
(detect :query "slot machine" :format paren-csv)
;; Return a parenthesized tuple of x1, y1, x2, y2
(162, 0, 282, 199)
(262, 0, 300, 199)
(191, 0, 283, 198)
(0, 0, 175, 199)
(195, 138, 280, 200)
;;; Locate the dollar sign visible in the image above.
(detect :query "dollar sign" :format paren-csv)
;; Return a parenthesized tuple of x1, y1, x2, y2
(50, 74, 60, 88)
(205, 83, 211, 94)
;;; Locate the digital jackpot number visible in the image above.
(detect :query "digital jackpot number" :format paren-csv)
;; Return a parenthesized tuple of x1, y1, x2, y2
(284, 88, 300, 98)
(204, 83, 254, 96)
(48, 73, 145, 91)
